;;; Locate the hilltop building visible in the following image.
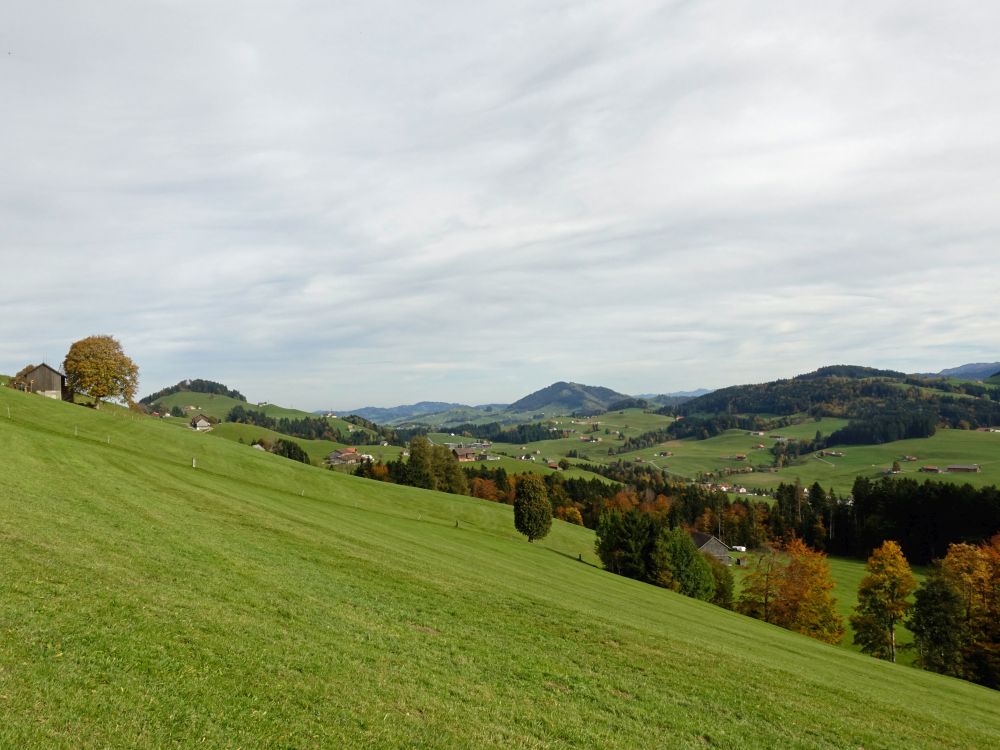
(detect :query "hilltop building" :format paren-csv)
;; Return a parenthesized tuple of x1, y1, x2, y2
(10, 363, 71, 401)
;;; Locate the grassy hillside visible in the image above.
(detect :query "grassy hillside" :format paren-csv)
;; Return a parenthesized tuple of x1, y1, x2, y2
(2, 387, 999, 748)
(151, 390, 318, 422)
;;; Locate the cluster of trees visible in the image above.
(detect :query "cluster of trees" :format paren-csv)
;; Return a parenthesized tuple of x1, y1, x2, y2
(659, 414, 784, 440)
(140, 379, 246, 405)
(595, 509, 733, 607)
(904, 377, 1000, 400)
(355, 436, 469, 495)
(851, 477, 1000, 564)
(226, 406, 347, 442)
(736, 539, 844, 644)
(909, 539, 1000, 687)
(239, 436, 311, 464)
(827, 410, 937, 445)
(847, 538, 999, 689)
(447, 421, 562, 445)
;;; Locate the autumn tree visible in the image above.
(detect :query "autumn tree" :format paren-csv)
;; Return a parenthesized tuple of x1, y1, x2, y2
(771, 539, 844, 644)
(470, 477, 501, 502)
(555, 506, 584, 526)
(939, 541, 1000, 687)
(739, 541, 844, 644)
(850, 540, 916, 661)
(62, 335, 139, 409)
(513, 475, 552, 542)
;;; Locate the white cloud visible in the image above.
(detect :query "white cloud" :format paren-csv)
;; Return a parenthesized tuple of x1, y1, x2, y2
(1, 1, 998, 408)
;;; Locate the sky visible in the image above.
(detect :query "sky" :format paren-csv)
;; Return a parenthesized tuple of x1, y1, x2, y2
(2, 1, 999, 410)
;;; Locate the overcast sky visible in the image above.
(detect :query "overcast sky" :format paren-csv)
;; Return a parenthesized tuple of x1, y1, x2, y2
(2, 1, 998, 409)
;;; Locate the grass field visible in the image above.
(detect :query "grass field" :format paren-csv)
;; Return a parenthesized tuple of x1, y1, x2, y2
(3, 387, 999, 748)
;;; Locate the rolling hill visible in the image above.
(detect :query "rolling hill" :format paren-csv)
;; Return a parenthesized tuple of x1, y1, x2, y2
(506, 381, 630, 415)
(2, 386, 999, 748)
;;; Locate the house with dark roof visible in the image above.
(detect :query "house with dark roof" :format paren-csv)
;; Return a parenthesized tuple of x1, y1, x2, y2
(689, 531, 732, 566)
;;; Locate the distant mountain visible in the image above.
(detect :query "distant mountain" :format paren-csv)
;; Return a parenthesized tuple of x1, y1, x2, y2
(930, 362, 1000, 381)
(331, 401, 469, 423)
(506, 381, 630, 415)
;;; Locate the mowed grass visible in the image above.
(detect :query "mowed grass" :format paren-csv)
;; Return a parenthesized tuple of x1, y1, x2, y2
(2, 388, 999, 749)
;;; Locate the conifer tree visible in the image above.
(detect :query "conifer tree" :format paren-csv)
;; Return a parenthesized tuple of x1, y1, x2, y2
(513, 475, 552, 542)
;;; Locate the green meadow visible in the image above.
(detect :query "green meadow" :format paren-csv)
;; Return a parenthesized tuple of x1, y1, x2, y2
(2, 387, 999, 748)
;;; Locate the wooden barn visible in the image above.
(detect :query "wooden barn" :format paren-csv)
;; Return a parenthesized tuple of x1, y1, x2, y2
(10, 363, 70, 401)
(689, 531, 733, 566)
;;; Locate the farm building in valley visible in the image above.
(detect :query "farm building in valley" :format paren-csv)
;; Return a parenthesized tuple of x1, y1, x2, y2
(947, 464, 981, 473)
(689, 531, 732, 566)
(9, 363, 71, 400)
(326, 447, 372, 465)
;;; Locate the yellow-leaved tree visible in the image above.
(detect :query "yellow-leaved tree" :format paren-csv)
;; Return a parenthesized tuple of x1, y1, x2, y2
(850, 540, 916, 662)
(63, 335, 139, 409)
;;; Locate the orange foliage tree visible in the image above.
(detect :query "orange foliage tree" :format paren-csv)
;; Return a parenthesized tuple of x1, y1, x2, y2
(63, 335, 139, 409)
(737, 539, 844, 645)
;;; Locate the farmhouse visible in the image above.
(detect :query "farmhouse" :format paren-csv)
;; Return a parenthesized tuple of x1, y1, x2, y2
(920, 466, 942, 473)
(453, 448, 479, 462)
(689, 531, 732, 566)
(10, 363, 70, 400)
(326, 447, 363, 465)
(190, 415, 212, 431)
(947, 464, 981, 473)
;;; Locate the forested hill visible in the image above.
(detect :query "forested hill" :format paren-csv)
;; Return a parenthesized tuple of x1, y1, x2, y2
(669, 366, 1000, 445)
(140, 378, 246, 405)
(506, 381, 629, 415)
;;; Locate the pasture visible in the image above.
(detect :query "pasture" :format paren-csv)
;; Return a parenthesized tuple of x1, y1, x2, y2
(2, 386, 998, 748)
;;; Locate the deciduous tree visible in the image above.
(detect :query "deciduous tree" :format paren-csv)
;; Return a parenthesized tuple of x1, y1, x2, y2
(850, 540, 916, 661)
(62, 335, 139, 409)
(771, 539, 844, 644)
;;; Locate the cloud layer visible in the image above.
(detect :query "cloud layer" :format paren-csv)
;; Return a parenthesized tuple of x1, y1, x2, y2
(2, 1, 998, 408)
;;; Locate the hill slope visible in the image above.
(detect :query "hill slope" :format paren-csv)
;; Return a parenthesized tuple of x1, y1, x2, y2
(1, 387, 998, 748)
